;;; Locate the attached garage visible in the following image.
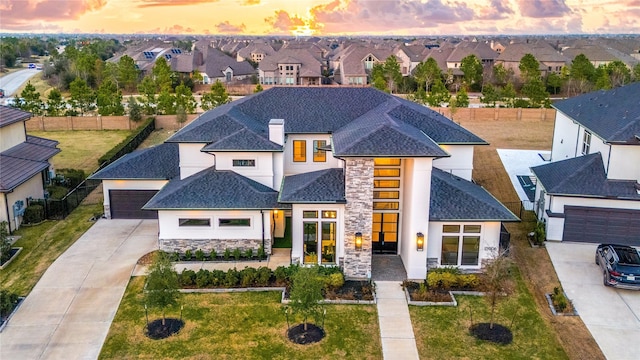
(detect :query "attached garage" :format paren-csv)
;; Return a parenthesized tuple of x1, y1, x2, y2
(563, 206, 640, 246)
(109, 190, 158, 219)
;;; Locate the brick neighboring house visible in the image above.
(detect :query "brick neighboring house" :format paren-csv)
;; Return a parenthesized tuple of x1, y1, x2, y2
(496, 40, 569, 78)
(530, 83, 640, 246)
(172, 46, 256, 84)
(258, 49, 324, 86)
(331, 45, 394, 86)
(0, 106, 60, 232)
(90, 88, 517, 279)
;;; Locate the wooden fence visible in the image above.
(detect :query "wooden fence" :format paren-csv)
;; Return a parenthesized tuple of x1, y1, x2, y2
(25, 114, 200, 131)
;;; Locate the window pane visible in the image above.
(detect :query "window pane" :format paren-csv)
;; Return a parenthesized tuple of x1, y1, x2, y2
(374, 168, 400, 177)
(463, 225, 481, 233)
(373, 202, 399, 210)
(218, 218, 250, 227)
(374, 191, 399, 199)
(303, 222, 318, 264)
(232, 159, 255, 167)
(321, 210, 336, 218)
(374, 180, 400, 188)
(293, 140, 306, 162)
(443, 225, 460, 233)
(461, 236, 480, 265)
(313, 140, 326, 162)
(321, 222, 335, 264)
(303, 211, 318, 218)
(441, 236, 459, 265)
(374, 158, 401, 166)
(179, 218, 210, 227)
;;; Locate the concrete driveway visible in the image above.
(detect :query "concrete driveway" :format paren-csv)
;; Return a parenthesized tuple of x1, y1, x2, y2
(0, 219, 158, 360)
(546, 242, 640, 360)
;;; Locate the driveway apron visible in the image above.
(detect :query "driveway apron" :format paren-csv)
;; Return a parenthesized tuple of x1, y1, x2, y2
(546, 242, 640, 360)
(0, 219, 158, 360)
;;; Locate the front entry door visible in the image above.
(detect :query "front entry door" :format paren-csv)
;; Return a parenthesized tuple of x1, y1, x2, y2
(372, 213, 398, 254)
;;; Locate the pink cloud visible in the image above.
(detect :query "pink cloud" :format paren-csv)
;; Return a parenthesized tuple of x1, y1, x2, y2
(0, 0, 107, 30)
(216, 21, 246, 33)
(241, 0, 260, 5)
(516, 0, 571, 18)
(136, 0, 219, 8)
(265, 10, 306, 32)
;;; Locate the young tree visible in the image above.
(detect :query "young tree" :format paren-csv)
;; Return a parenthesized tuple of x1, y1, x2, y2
(481, 84, 502, 107)
(605, 61, 631, 88)
(500, 82, 517, 108)
(118, 55, 139, 92)
(288, 266, 324, 331)
(594, 66, 612, 90)
(460, 54, 483, 90)
(46, 88, 66, 116)
(127, 96, 142, 122)
(174, 83, 196, 114)
(144, 252, 180, 326)
(254, 83, 264, 93)
(426, 78, 451, 107)
(200, 81, 231, 111)
(413, 57, 441, 92)
(18, 81, 43, 115)
(569, 54, 596, 94)
(521, 78, 550, 108)
(69, 77, 96, 115)
(491, 63, 511, 87)
(175, 105, 187, 127)
(546, 72, 563, 95)
(518, 53, 541, 82)
(152, 57, 174, 92)
(484, 251, 514, 329)
(191, 69, 203, 84)
(156, 88, 176, 115)
(370, 63, 388, 92)
(452, 86, 469, 108)
(96, 79, 124, 116)
(382, 55, 403, 93)
(138, 76, 157, 115)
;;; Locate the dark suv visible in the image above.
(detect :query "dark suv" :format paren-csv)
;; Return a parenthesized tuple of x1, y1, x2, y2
(595, 244, 640, 290)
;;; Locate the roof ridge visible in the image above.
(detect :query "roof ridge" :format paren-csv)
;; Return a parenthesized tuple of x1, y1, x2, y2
(553, 153, 603, 191)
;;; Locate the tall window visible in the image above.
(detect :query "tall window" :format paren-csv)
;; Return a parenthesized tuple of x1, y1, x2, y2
(293, 140, 306, 162)
(441, 224, 481, 266)
(582, 130, 592, 155)
(313, 140, 326, 162)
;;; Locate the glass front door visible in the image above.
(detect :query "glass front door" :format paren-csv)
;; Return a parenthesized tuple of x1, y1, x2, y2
(303, 220, 336, 265)
(372, 213, 398, 254)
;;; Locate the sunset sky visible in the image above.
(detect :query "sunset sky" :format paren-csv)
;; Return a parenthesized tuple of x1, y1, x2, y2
(1, 0, 639, 36)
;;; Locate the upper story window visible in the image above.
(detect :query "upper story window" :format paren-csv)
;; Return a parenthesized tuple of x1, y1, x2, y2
(233, 159, 255, 167)
(364, 55, 375, 69)
(313, 140, 326, 162)
(293, 140, 306, 162)
(582, 130, 592, 155)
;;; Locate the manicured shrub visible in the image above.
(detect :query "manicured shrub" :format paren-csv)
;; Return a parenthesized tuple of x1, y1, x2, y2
(223, 248, 232, 261)
(179, 269, 196, 286)
(0, 290, 20, 318)
(427, 271, 458, 290)
(195, 249, 205, 261)
(224, 268, 239, 287)
(209, 249, 217, 260)
(255, 267, 272, 286)
(244, 248, 254, 259)
(184, 249, 193, 261)
(171, 251, 180, 261)
(457, 274, 480, 289)
(195, 269, 212, 288)
(23, 204, 44, 224)
(323, 272, 345, 291)
(240, 267, 257, 287)
(257, 245, 266, 260)
(210, 270, 225, 287)
(274, 266, 288, 285)
(57, 168, 86, 189)
(233, 248, 242, 261)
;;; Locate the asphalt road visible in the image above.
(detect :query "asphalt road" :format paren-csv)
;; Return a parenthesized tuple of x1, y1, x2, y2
(0, 68, 40, 101)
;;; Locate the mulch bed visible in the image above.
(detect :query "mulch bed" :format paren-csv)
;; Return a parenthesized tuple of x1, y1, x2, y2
(324, 280, 375, 301)
(287, 323, 325, 345)
(469, 323, 513, 344)
(403, 282, 454, 302)
(145, 318, 185, 340)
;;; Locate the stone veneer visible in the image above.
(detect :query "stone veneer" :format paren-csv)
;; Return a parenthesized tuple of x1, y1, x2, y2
(343, 158, 374, 278)
(159, 238, 272, 256)
(103, 204, 111, 219)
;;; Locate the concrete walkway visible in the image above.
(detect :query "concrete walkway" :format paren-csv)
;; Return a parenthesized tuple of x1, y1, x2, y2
(0, 219, 158, 360)
(375, 281, 420, 360)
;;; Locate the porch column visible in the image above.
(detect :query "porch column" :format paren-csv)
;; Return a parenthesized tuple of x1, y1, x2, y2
(343, 158, 374, 278)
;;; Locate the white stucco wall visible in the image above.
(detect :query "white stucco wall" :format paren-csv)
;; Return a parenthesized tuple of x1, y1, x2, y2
(433, 145, 474, 181)
(283, 134, 343, 175)
(607, 145, 640, 181)
(102, 179, 168, 207)
(290, 204, 345, 266)
(158, 210, 268, 240)
(400, 158, 432, 279)
(550, 111, 581, 161)
(179, 143, 215, 179)
(1, 175, 44, 231)
(0, 122, 27, 152)
(214, 152, 275, 188)
(427, 221, 501, 270)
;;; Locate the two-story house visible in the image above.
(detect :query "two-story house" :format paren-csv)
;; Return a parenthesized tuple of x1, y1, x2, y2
(530, 83, 640, 246)
(258, 49, 324, 86)
(90, 88, 517, 279)
(0, 106, 60, 232)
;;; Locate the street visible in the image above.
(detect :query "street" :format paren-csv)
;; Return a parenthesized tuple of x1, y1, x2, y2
(0, 69, 40, 104)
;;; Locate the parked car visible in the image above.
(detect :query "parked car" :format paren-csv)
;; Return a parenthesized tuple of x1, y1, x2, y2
(0, 88, 4, 98)
(595, 244, 640, 290)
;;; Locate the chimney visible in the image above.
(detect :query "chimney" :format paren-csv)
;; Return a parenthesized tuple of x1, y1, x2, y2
(269, 119, 284, 146)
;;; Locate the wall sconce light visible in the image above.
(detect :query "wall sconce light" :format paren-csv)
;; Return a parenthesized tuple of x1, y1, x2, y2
(416, 232, 424, 251)
(355, 232, 363, 251)
(273, 209, 278, 218)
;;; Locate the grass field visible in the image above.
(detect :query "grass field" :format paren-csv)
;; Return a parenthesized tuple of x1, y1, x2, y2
(29, 130, 132, 174)
(100, 277, 382, 360)
(458, 116, 605, 360)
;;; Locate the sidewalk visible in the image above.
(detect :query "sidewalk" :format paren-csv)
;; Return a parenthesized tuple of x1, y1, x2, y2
(375, 281, 420, 360)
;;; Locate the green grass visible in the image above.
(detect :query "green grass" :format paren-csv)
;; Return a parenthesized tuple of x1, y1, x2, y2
(29, 130, 132, 174)
(273, 217, 292, 248)
(0, 204, 103, 296)
(409, 268, 568, 360)
(100, 277, 382, 360)
(138, 129, 175, 149)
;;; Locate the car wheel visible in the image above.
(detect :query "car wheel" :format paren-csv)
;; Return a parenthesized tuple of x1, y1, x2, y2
(603, 271, 610, 287)
(595, 255, 599, 265)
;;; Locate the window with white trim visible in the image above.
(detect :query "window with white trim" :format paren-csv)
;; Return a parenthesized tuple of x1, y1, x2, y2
(582, 130, 591, 155)
(179, 218, 211, 227)
(219, 218, 251, 227)
(233, 159, 255, 167)
(441, 224, 481, 266)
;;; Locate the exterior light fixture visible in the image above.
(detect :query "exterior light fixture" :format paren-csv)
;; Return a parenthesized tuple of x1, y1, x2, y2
(416, 232, 424, 251)
(274, 209, 279, 217)
(355, 232, 363, 251)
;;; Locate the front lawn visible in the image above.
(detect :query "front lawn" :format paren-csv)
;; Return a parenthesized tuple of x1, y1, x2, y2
(100, 277, 382, 360)
(0, 203, 102, 295)
(29, 130, 132, 174)
(410, 268, 568, 360)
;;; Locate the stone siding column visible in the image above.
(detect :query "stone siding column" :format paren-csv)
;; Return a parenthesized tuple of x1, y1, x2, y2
(343, 158, 374, 278)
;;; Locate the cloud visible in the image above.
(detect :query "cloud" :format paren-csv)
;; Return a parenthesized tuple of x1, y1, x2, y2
(163, 24, 195, 34)
(216, 21, 246, 33)
(265, 10, 306, 32)
(0, 0, 107, 30)
(241, 0, 260, 5)
(477, 0, 514, 20)
(136, 0, 219, 8)
(516, 0, 571, 18)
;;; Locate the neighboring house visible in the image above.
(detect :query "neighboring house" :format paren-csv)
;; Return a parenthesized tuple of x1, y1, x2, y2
(394, 44, 429, 76)
(258, 49, 324, 85)
(91, 87, 517, 279)
(331, 45, 393, 85)
(530, 83, 640, 246)
(496, 40, 569, 78)
(236, 42, 276, 63)
(172, 46, 256, 84)
(0, 106, 60, 232)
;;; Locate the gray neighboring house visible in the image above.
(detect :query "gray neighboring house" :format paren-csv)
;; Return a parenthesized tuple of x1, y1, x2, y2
(0, 106, 60, 232)
(258, 49, 324, 85)
(530, 83, 640, 246)
(172, 46, 256, 84)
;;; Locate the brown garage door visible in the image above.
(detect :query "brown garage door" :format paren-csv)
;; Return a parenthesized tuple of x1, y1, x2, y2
(109, 190, 158, 219)
(563, 206, 640, 246)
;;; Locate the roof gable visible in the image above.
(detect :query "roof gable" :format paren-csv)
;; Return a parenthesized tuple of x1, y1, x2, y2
(279, 168, 345, 203)
(0, 106, 31, 128)
(90, 143, 179, 180)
